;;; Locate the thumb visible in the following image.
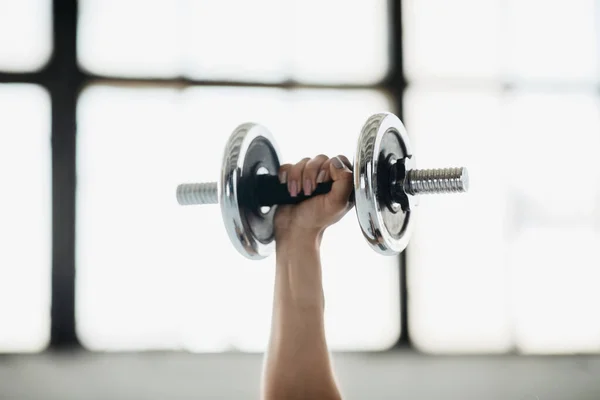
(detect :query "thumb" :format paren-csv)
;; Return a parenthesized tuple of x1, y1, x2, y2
(327, 156, 353, 209)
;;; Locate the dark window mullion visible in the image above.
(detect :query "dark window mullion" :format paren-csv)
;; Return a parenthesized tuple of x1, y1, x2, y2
(0, 71, 50, 84)
(80, 74, 388, 90)
(387, 0, 411, 348)
(49, 0, 84, 348)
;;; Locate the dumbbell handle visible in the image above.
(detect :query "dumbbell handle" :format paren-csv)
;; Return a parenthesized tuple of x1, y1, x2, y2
(254, 176, 333, 206)
(176, 177, 332, 206)
(176, 167, 468, 206)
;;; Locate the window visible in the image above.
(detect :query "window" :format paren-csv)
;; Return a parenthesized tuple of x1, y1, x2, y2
(0, 84, 51, 352)
(6, 0, 593, 356)
(404, 0, 600, 353)
(0, 0, 53, 71)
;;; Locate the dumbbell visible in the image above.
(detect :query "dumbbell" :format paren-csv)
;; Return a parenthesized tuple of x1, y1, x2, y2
(176, 112, 468, 259)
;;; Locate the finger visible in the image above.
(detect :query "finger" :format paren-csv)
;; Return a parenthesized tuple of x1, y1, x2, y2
(317, 158, 333, 185)
(320, 155, 351, 183)
(337, 155, 353, 170)
(327, 156, 354, 209)
(302, 154, 329, 196)
(278, 163, 292, 184)
(288, 157, 310, 197)
(337, 155, 354, 205)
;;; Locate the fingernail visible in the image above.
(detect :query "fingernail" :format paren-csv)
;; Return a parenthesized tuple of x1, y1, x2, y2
(279, 170, 287, 183)
(304, 179, 312, 196)
(316, 170, 326, 183)
(332, 157, 344, 169)
(289, 180, 298, 197)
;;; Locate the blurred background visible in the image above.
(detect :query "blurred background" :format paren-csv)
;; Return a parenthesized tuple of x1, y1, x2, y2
(1, 0, 600, 398)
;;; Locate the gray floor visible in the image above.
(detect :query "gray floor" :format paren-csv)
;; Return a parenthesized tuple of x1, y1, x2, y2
(1, 351, 599, 400)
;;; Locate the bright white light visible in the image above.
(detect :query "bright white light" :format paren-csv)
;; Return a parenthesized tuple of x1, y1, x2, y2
(506, 91, 600, 354)
(404, 0, 600, 355)
(76, 85, 196, 350)
(77, 0, 181, 77)
(403, 0, 502, 81)
(0, 0, 52, 71)
(77, 0, 388, 84)
(183, 0, 287, 82)
(405, 87, 513, 353)
(406, 88, 600, 354)
(0, 84, 51, 352)
(77, 85, 398, 352)
(510, 227, 600, 354)
(505, 91, 600, 221)
(507, 0, 598, 83)
(290, 0, 389, 84)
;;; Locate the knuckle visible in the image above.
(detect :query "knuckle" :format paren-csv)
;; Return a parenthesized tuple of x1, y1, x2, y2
(307, 156, 324, 167)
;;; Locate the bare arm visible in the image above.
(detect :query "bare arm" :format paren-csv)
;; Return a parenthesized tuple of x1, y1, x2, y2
(262, 232, 340, 400)
(261, 155, 353, 400)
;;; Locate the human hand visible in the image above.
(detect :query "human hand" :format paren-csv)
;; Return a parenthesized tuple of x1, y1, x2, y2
(274, 155, 354, 242)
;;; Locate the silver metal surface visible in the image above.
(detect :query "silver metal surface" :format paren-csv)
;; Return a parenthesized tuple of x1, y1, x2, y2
(176, 182, 218, 205)
(176, 112, 469, 259)
(354, 112, 416, 255)
(404, 167, 469, 195)
(220, 123, 281, 260)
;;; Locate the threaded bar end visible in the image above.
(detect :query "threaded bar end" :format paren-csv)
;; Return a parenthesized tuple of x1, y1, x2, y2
(176, 182, 218, 205)
(404, 167, 469, 195)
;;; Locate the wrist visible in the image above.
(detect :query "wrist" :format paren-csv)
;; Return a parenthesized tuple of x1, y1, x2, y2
(275, 228, 325, 309)
(275, 227, 323, 252)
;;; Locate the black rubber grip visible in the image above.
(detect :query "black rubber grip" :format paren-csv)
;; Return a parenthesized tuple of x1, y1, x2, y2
(254, 175, 333, 206)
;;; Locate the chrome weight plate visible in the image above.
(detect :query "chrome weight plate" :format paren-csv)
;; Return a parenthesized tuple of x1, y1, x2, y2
(220, 123, 281, 259)
(353, 113, 417, 255)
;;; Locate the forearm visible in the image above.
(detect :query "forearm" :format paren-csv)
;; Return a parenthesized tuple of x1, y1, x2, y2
(262, 232, 341, 400)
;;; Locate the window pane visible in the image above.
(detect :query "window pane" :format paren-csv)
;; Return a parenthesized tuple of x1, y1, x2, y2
(183, 0, 287, 82)
(403, 0, 502, 81)
(0, 84, 51, 352)
(0, 0, 52, 72)
(405, 88, 512, 353)
(404, 0, 599, 84)
(77, 0, 181, 78)
(406, 88, 600, 354)
(290, 0, 389, 84)
(77, 84, 398, 351)
(76, 86, 186, 350)
(506, 91, 600, 353)
(507, 0, 598, 83)
(77, 0, 389, 84)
